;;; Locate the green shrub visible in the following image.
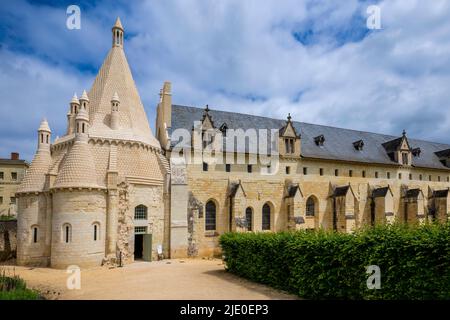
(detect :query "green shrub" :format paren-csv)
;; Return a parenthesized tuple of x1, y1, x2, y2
(219, 223, 450, 299)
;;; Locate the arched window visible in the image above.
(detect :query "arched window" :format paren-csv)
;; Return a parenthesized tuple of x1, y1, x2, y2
(245, 207, 253, 231)
(62, 224, 72, 243)
(205, 200, 216, 231)
(93, 222, 100, 241)
(134, 205, 148, 220)
(32, 226, 38, 243)
(306, 197, 316, 216)
(82, 123, 85, 133)
(262, 203, 271, 230)
(40, 134, 43, 143)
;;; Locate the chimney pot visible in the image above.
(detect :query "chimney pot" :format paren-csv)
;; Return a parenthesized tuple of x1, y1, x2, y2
(11, 152, 19, 160)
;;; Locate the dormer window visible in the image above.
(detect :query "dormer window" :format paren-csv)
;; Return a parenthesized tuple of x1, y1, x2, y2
(314, 135, 325, 146)
(412, 148, 421, 157)
(382, 131, 411, 166)
(353, 140, 364, 151)
(402, 152, 409, 165)
(285, 138, 295, 154)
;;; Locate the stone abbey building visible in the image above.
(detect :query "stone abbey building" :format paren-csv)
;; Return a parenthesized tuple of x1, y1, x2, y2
(17, 18, 450, 268)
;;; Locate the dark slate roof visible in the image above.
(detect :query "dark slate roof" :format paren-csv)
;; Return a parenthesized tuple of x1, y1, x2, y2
(334, 185, 350, 197)
(432, 189, 449, 198)
(0, 159, 28, 166)
(406, 189, 422, 198)
(435, 148, 450, 158)
(372, 187, 389, 198)
(170, 105, 450, 170)
(382, 137, 403, 153)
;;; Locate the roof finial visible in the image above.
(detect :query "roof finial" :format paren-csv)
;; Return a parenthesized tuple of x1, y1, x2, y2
(287, 113, 292, 122)
(112, 17, 124, 48)
(111, 92, 120, 102)
(402, 129, 406, 136)
(70, 93, 79, 105)
(80, 90, 89, 102)
(113, 17, 124, 31)
(205, 104, 210, 112)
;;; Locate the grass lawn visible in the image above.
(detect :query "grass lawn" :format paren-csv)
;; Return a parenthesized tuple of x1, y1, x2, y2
(0, 269, 42, 300)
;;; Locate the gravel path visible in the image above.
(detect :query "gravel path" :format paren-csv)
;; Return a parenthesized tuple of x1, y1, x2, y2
(1, 259, 297, 300)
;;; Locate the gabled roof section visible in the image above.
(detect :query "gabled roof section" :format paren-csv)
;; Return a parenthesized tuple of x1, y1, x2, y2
(382, 131, 410, 153)
(170, 105, 450, 170)
(285, 183, 302, 198)
(405, 188, 423, 199)
(279, 114, 299, 138)
(435, 148, 450, 158)
(334, 185, 350, 197)
(432, 189, 449, 198)
(228, 181, 246, 198)
(201, 105, 215, 130)
(372, 186, 393, 198)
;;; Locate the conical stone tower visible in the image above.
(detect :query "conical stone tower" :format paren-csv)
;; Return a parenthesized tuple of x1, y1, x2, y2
(16, 18, 169, 268)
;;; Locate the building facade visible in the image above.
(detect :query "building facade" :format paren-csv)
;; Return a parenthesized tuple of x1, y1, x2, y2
(0, 152, 28, 218)
(16, 18, 450, 268)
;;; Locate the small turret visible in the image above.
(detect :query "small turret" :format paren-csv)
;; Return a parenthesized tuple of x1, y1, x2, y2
(75, 108, 89, 140)
(67, 93, 80, 135)
(110, 92, 120, 130)
(112, 17, 124, 48)
(79, 90, 89, 111)
(38, 118, 51, 151)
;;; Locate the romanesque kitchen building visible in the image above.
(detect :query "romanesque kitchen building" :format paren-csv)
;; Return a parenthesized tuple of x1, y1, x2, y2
(16, 18, 169, 268)
(17, 18, 450, 267)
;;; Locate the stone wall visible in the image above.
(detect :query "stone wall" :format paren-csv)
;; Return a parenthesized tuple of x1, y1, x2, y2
(179, 154, 450, 257)
(51, 190, 107, 269)
(0, 220, 17, 261)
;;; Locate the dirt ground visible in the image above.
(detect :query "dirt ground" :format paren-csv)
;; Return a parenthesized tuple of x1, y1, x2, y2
(1, 258, 298, 300)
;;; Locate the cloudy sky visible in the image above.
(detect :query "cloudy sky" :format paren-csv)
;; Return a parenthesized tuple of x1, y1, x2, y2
(1, 0, 450, 161)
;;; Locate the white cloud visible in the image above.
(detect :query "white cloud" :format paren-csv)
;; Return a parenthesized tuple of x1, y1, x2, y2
(1, 0, 450, 161)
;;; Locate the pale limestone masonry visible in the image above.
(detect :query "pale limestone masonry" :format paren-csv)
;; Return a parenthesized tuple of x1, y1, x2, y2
(16, 18, 167, 268)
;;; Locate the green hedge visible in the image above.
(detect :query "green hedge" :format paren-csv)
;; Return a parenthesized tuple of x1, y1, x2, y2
(219, 223, 450, 299)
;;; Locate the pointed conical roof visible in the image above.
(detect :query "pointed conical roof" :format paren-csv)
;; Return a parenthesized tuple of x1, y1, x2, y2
(71, 93, 80, 104)
(38, 118, 51, 133)
(80, 90, 89, 102)
(113, 17, 123, 30)
(87, 20, 159, 147)
(53, 140, 100, 189)
(111, 92, 120, 102)
(17, 149, 51, 193)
